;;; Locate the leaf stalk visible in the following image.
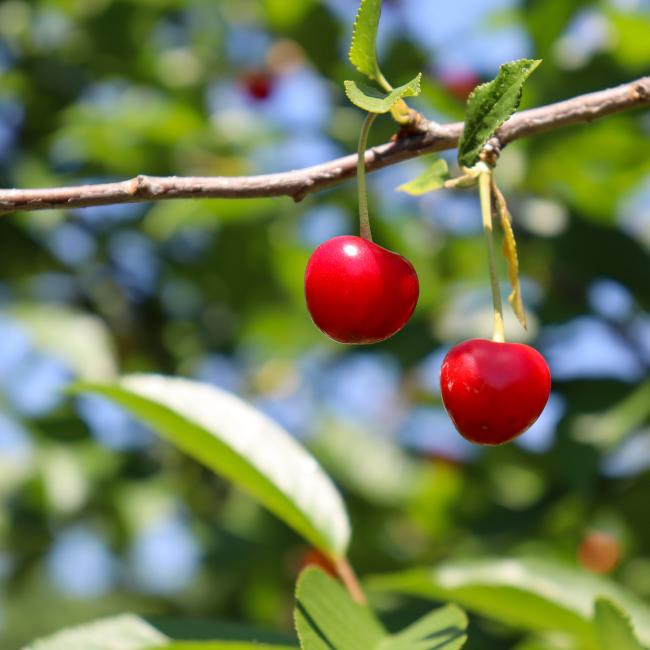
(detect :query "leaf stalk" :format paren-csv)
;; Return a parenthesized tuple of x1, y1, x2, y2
(478, 169, 506, 343)
(357, 112, 377, 240)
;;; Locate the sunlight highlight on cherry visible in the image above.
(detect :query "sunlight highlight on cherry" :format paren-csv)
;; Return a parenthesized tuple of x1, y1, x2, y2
(304, 235, 419, 344)
(440, 338, 551, 445)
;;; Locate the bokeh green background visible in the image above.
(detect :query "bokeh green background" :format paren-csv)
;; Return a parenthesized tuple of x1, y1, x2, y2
(0, 0, 649, 648)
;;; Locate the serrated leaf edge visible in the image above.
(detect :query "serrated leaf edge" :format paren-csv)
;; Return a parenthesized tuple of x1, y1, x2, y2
(458, 58, 541, 167)
(594, 596, 645, 649)
(344, 73, 422, 114)
(397, 158, 449, 195)
(349, 0, 382, 80)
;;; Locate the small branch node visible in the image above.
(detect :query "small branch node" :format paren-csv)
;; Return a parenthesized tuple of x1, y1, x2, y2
(480, 138, 502, 167)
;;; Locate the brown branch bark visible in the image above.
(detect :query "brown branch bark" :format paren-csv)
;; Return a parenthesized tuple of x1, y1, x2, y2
(0, 76, 648, 215)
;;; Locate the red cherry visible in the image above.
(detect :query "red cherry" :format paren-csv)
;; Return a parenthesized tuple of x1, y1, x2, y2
(440, 339, 551, 445)
(241, 71, 274, 101)
(439, 68, 480, 102)
(304, 235, 419, 344)
(578, 531, 621, 574)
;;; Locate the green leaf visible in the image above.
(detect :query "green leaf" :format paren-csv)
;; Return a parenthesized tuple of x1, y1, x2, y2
(23, 614, 297, 650)
(153, 641, 297, 650)
(368, 558, 650, 648)
(458, 59, 541, 167)
(349, 0, 383, 81)
(295, 568, 467, 650)
(23, 614, 169, 650)
(344, 74, 422, 114)
(492, 182, 527, 329)
(381, 605, 468, 650)
(75, 375, 350, 558)
(295, 568, 385, 650)
(397, 159, 449, 195)
(5, 304, 117, 381)
(593, 598, 645, 650)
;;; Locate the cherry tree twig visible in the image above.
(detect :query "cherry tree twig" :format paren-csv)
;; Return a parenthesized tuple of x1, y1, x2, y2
(0, 76, 648, 215)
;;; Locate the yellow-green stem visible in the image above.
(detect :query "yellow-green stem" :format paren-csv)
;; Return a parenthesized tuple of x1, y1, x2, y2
(376, 69, 393, 93)
(357, 112, 377, 241)
(479, 170, 505, 343)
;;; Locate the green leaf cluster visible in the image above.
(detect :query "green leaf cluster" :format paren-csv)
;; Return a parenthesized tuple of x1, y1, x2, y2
(369, 558, 650, 649)
(345, 0, 421, 115)
(295, 568, 467, 650)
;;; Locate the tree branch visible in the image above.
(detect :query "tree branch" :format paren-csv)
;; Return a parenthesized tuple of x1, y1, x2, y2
(1, 76, 648, 215)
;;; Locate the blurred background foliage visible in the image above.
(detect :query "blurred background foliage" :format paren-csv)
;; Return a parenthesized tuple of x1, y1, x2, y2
(0, 0, 649, 648)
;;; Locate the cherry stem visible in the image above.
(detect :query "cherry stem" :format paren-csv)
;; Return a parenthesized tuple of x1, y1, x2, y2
(478, 169, 506, 343)
(357, 112, 377, 241)
(334, 556, 367, 605)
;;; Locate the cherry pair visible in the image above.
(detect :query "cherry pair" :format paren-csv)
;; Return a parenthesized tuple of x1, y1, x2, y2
(304, 235, 551, 445)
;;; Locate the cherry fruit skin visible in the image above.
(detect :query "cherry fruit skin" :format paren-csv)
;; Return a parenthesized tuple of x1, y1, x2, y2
(240, 71, 274, 101)
(440, 338, 551, 445)
(304, 235, 419, 344)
